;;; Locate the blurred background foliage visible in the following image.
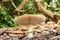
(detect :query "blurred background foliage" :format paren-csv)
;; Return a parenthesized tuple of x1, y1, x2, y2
(0, 0, 60, 28)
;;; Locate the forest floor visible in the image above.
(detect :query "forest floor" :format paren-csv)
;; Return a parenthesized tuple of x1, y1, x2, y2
(0, 21, 60, 40)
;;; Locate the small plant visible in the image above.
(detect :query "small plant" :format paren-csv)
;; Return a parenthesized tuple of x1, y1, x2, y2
(0, 7, 17, 28)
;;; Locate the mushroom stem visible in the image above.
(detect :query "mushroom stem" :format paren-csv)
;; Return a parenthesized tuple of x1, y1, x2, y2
(27, 25, 34, 39)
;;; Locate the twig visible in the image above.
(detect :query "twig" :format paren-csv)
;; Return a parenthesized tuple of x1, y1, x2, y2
(6, 30, 28, 34)
(0, 3, 1, 8)
(34, 0, 54, 18)
(11, 1, 17, 8)
(13, 0, 29, 13)
(34, 0, 60, 23)
(1, 0, 17, 9)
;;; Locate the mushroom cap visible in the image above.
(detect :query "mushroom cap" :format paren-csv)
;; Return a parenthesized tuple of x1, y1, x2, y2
(14, 14, 46, 25)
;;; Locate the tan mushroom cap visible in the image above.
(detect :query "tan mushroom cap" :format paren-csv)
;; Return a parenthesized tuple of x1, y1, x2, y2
(14, 14, 46, 25)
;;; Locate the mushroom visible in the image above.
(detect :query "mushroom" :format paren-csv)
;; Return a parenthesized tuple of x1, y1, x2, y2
(14, 14, 46, 38)
(14, 14, 46, 25)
